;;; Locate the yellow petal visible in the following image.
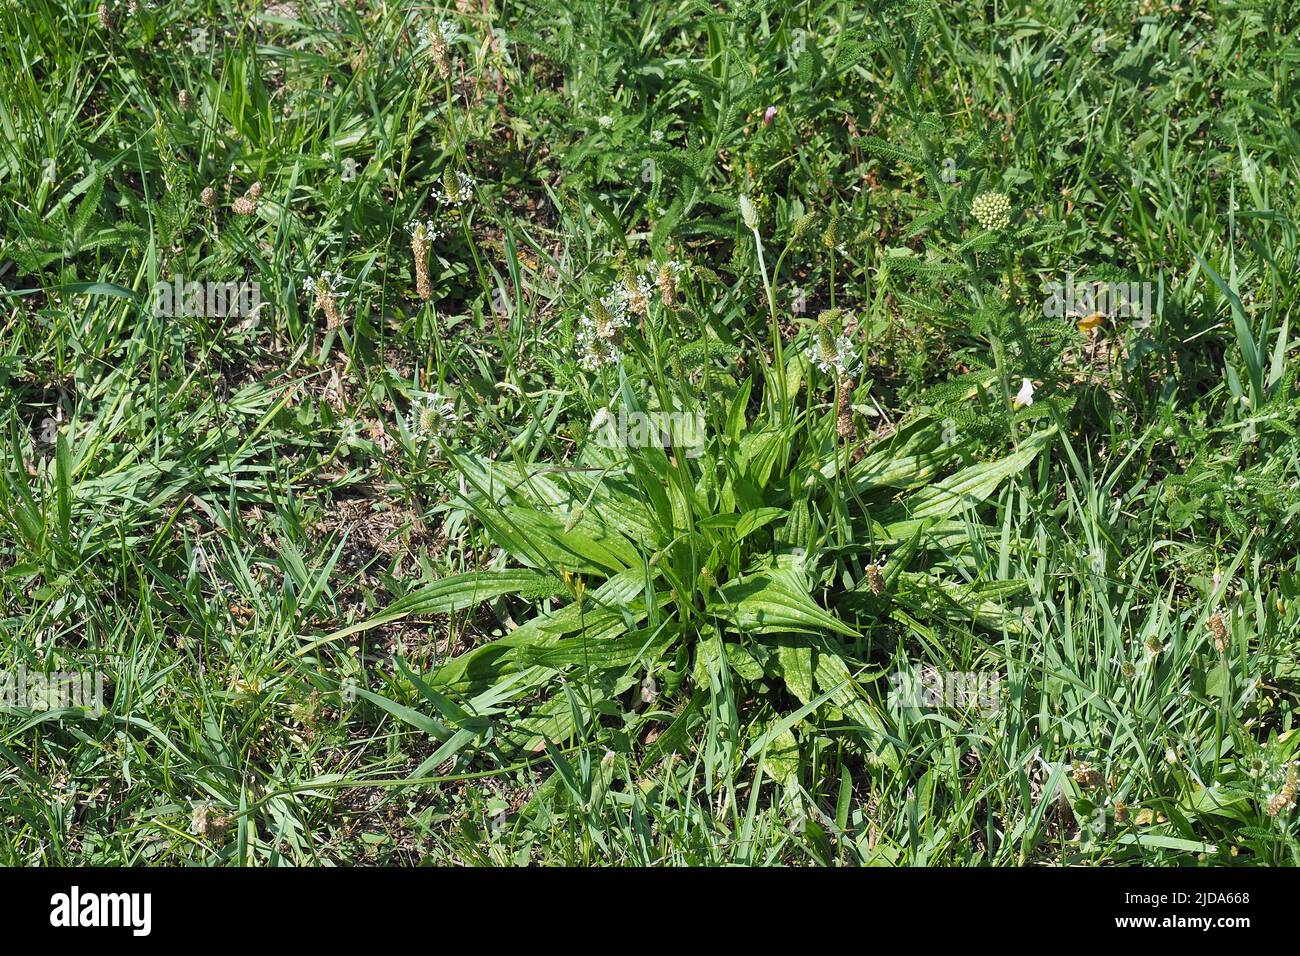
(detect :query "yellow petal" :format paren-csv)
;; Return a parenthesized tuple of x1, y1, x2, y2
(1076, 312, 1104, 333)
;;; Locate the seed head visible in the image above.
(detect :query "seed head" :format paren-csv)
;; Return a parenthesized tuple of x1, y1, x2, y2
(822, 215, 839, 251)
(231, 182, 261, 216)
(622, 269, 653, 317)
(1071, 761, 1103, 789)
(837, 377, 857, 440)
(409, 219, 442, 300)
(807, 310, 859, 378)
(576, 282, 633, 370)
(865, 559, 885, 595)
(738, 194, 758, 230)
(421, 19, 454, 80)
(433, 169, 474, 207)
(1266, 764, 1297, 817)
(650, 259, 684, 309)
(190, 802, 231, 842)
(657, 263, 677, 307)
(1209, 610, 1228, 654)
(306, 272, 342, 329)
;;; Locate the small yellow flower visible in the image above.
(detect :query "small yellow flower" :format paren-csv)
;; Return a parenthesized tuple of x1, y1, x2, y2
(1075, 311, 1105, 333)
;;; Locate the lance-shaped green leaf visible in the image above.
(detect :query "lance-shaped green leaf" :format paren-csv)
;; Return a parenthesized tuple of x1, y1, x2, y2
(297, 569, 564, 653)
(896, 427, 1053, 520)
(432, 569, 651, 691)
(714, 563, 858, 637)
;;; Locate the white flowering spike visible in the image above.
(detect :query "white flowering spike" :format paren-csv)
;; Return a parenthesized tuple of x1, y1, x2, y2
(739, 194, 758, 230)
(806, 320, 860, 378)
(432, 169, 474, 207)
(576, 281, 636, 370)
(304, 270, 341, 296)
(407, 217, 444, 242)
(407, 393, 457, 438)
(1013, 377, 1035, 408)
(420, 18, 455, 51)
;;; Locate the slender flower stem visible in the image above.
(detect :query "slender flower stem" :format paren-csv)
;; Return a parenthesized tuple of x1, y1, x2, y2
(747, 215, 788, 418)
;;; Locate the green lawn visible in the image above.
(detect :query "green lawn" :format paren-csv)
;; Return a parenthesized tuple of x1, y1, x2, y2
(1, 0, 1298, 865)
